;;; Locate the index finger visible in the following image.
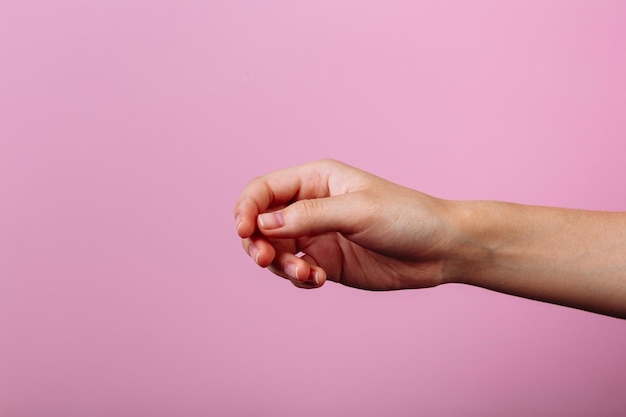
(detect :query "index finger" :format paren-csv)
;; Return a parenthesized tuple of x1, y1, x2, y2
(234, 161, 335, 238)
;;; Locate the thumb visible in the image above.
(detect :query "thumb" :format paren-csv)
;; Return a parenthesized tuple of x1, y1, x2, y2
(257, 194, 364, 238)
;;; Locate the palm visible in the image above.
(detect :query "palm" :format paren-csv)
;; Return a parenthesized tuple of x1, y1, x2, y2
(273, 232, 440, 291)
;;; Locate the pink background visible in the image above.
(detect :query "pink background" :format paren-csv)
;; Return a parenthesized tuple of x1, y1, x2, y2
(2, 1, 625, 416)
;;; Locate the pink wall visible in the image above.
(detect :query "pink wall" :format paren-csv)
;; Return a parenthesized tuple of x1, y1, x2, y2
(2, 1, 625, 416)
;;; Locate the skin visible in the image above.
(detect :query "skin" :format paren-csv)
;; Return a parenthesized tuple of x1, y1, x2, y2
(234, 159, 626, 319)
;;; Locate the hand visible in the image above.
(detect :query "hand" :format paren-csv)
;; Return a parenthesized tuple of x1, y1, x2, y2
(234, 159, 459, 290)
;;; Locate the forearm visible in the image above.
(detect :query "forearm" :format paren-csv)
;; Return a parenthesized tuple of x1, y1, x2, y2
(446, 201, 626, 319)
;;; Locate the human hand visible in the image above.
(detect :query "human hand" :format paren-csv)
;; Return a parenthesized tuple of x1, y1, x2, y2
(234, 159, 460, 290)
(235, 159, 626, 317)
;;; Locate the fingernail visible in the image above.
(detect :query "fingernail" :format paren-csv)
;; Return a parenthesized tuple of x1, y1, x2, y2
(258, 211, 284, 230)
(314, 271, 320, 285)
(249, 244, 260, 264)
(235, 215, 242, 233)
(284, 263, 299, 281)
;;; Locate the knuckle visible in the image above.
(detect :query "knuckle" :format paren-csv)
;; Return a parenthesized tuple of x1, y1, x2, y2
(317, 157, 337, 166)
(317, 158, 342, 171)
(293, 199, 324, 234)
(296, 199, 318, 220)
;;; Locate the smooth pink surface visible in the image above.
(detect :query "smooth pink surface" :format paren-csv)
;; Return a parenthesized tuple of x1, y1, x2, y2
(2, 1, 625, 416)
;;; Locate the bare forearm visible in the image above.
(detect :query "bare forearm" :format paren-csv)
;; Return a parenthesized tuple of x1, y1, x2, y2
(446, 201, 626, 318)
(236, 160, 626, 318)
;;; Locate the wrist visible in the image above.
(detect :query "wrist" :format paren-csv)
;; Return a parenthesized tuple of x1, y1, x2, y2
(442, 200, 504, 286)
